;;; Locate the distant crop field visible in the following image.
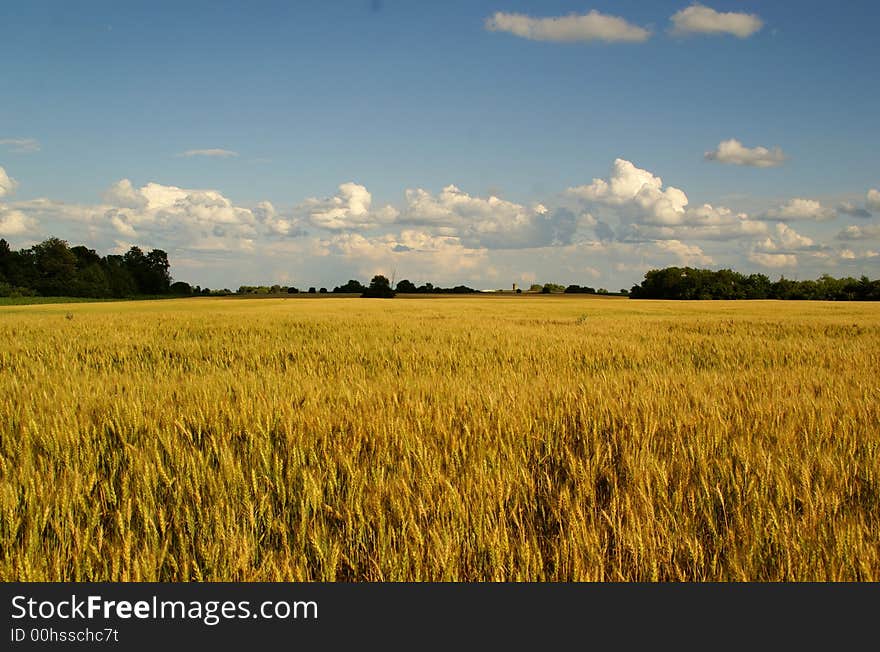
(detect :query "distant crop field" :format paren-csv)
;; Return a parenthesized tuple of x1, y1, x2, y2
(1, 296, 878, 580)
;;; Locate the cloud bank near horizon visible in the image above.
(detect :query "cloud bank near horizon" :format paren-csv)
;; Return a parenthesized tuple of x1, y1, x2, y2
(0, 159, 876, 288)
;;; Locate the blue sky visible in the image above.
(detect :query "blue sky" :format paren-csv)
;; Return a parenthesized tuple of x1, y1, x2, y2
(1, 1, 879, 289)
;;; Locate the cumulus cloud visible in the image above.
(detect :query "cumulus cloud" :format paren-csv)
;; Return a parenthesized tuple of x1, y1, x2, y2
(100, 181, 267, 250)
(670, 4, 763, 38)
(655, 240, 713, 265)
(484, 10, 651, 43)
(303, 182, 398, 231)
(3, 159, 872, 288)
(837, 201, 872, 218)
(761, 198, 836, 222)
(103, 179, 148, 209)
(3, 180, 285, 253)
(746, 224, 826, 268)
(677, 204, 766, 234)
(317, 230, 488, 281)
(748, 252, 798, 268)
(754, 223, 815, 252)
(177, 149, 239, 158)
(568, 158, 776, 251)
(867, 189, 880, 212)
(0, 166, 18, 197)
(0, 138, 41, 154)
(816, 247, 878, 263)
(838, 224, 880, 241)
(9, 198, 101, 223)
(568, 158, 689, 225)
(254, 200, 305, 238)
(0, 206, 36, 236)
(705, 139, 785, 168)
(772, 223, 814, 250)
(402, 185, 577, 248)
(593, 219, 616, 241)
(624, 216, 767, 242)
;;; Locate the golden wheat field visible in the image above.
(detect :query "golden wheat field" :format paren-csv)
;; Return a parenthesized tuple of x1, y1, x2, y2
(1, 295, 878, 581)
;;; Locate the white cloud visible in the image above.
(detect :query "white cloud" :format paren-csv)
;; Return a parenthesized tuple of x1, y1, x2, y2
(3, 180, 281, 253)
(103, 179, 148, 209)
(485, 10, 650, 43)
(3, 160, 872, 289)
(838, 224, 880, 241)
(304, 182, 398, 231)
(655, 240, 713, 265)
(748, 252, 798, 268)
(402, 185, 577, 248)
(833, 248, 879, 261)
(754, 223, 815, 252)
(568, 159, 776, 249)
(100, 181, 264, 250)
(761, 198, 836, 222)
(568, 158, 689, 225)
(679, 204, 765, 232)
(9, 198, 100, 223)
(317, 230, 488, 282)
(254, 201, 304, 237)
(0, 206, 36, 236)
(773, 223, 814, 250)
(0, 138, 41, 154)
(5, 178, 325, 255)
(625, 216, 767, 242)
(705, 139, 785, 168)
(107, 211, 137, 238)
(867, 189, 880, 212)
(837, 201, 872, 218)
(177, 149, 239, 158)
(0, 166, 18, 197)
(670, 4, 763, 38)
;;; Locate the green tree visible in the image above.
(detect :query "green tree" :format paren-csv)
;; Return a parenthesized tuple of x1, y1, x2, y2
(123, 246, 171, 294)
(333, 279, 367, 294)
(103, 255, 137, 297)
(170, 281, 193, 295)
(362, 275, 395, 298)
(31, 238, 77, 295)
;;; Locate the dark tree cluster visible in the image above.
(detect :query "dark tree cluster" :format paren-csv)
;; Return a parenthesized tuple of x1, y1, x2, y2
(526, 282, 617, 294)
(331, 278, 479, 295)
(564, 285, 597, 294)
(238, 285, 302, 295)
(332, 279, 368, 294)
(629, 267, 880, 301)
(394, 279, 478, 294)
(0, 237, 189, 298)
(361, 275, 396, 298)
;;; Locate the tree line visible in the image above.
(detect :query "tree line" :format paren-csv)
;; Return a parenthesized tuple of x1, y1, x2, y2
(6, 237, 879, 302)
(235, 277, 480, 297)
(0, 237, 231, 298)
(629, 267, 880, 300)
(0, 237, 194, 298)
(337, 278, 479, 295)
